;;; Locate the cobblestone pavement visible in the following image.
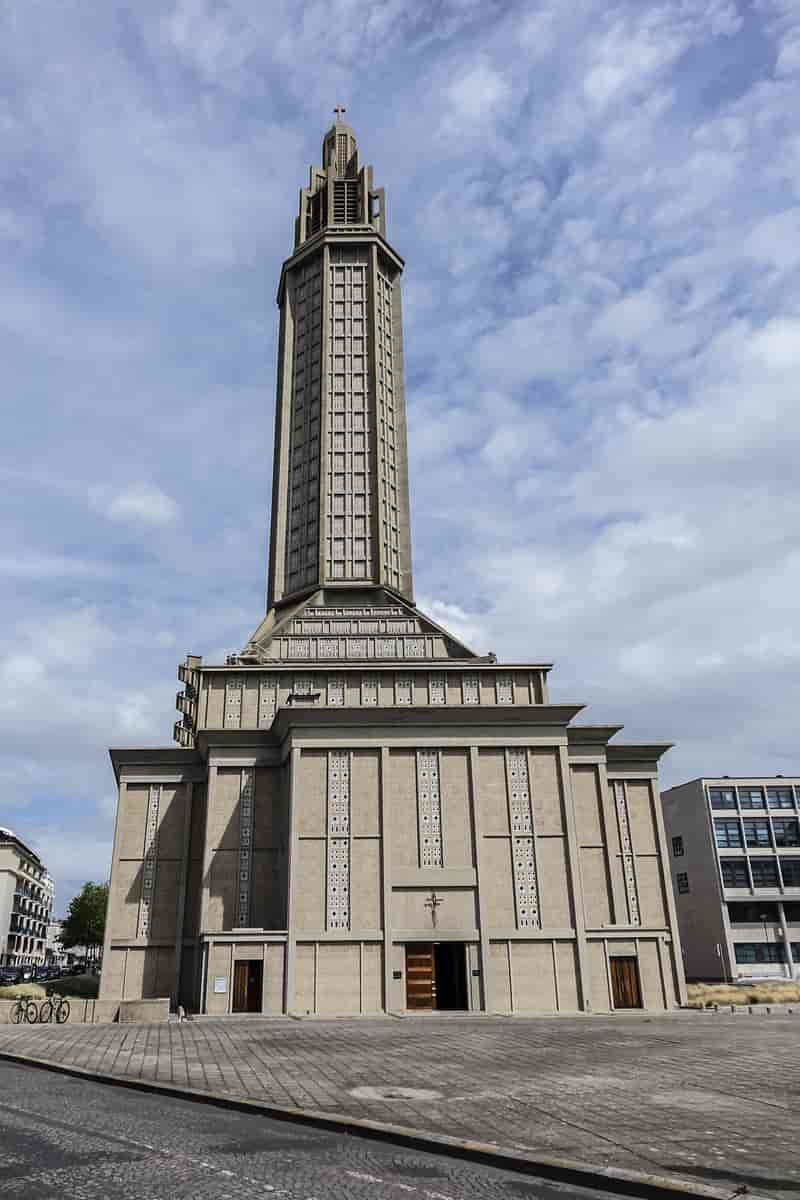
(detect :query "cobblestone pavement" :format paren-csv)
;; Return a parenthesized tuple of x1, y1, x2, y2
(0, 1060, 627, 1200)
(1, 1012, 798, 1198)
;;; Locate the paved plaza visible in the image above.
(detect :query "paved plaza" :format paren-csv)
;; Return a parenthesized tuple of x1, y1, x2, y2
(1, 1011, 798, 1198)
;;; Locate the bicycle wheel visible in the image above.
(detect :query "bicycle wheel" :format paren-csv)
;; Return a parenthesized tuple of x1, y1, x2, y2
(55, 998, 70, 1024)
(24, 999, 38, 1024)
(39, 999, 53, 1023)
(11, 1001, 24, 1025)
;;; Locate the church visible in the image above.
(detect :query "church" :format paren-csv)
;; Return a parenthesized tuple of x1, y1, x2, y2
(101, 116, 686, 1016)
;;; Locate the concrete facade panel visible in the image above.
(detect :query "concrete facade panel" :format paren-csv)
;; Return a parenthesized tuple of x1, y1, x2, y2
(531, 749, 564, 836)
(296, 751, 327, 837)
(387, 751, 418, 868)
(317, 943, 360, 1014)
(351, 750, 380, 836)
(477, 750, 510, 836)
(512, 942, 557, 1012)
(294, 840, 326, 930)
(489, 941, 512, 1011)
(351, 839, 381, 929)
(441, 749, 473, 868)
(481, 840, 516, 926)
(537, 838, 573, 928)
(637, 856, 668, 926)
(587, 941, 611, 1011)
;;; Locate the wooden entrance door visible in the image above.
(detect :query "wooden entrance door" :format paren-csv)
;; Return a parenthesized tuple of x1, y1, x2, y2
(232, 960, 263, 1013)
(405, 943, 435, 1010)
(610, 956, 642, 1009)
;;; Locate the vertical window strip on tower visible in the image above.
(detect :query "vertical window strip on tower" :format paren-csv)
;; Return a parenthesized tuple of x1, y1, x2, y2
(258, 676, 277, 728)
(236, 769, 255, 928)
(286, 261, 322, 593)
(327, 751, 351, 929)
(328, 676, 345, 706)
(224, 677, 243, 728)
(137, 784, 161, 938)
(463, 675, 479, 705)
(416, 751, 443, 868)
(326, 249, 373, 584)
(613, 781, 641, 924)
(361, 675, 378, 706)
(376, 264, 401, 591)
(506, 749, 540, 929)
(395, 676, 413, 705)
(429, 675, 445, 705)
(496, 675, 514, 705)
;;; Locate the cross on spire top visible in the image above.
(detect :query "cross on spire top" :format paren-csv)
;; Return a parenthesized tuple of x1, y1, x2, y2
(333, 104, 347, 122)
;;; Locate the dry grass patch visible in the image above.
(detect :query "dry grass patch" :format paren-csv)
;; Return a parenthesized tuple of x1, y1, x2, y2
(688, 981, 800, 1007)
(0, 983, 46, 1000)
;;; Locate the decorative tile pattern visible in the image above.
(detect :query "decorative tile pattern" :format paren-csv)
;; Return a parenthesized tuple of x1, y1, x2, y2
(327, 751, 350, 929)
(224, 677, 243, 729)
(348, 638, 368, 658)
(395, 677, 413, 705)
(512, 837, 540, 929)
(507, 750, 540, 928)
(361, 675, 378, 706)
(463, 675, 480, 705)
(258, 676, 277, 728)
(405, 638, 425, 658)
(293, 676, 315, 699)
(328, 676, 345, 706)
(289, 639, 311, 658)
(285, 256, 322, 594)
(507, 749, 533, 835)
(429, 675, 445, 705)
(236, 769, 255, 928)
(375, 638, 396, 657)
(137, 784, 161, 938)
(325, 248, 374, 586)
(496, 675, 514, 705)
(614, 781, 641, 924)
(416, 751, 443, 868)
(319, 638, 339, 658)
(387, 620, 412, 634)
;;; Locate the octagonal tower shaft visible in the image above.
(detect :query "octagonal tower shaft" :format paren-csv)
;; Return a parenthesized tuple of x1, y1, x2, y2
(267, 121, 414, 608)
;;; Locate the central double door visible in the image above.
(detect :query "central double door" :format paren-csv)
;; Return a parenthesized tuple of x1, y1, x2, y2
(405, 942, 468, 1011)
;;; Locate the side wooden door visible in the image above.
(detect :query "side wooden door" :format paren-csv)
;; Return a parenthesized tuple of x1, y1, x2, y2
(610, 956, 642, 1009)
(232, 960, 248, 1012)
(405, 943, 435, 1010)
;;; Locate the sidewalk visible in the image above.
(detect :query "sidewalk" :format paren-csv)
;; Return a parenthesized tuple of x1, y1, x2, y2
(1, 1011, 798, 1198)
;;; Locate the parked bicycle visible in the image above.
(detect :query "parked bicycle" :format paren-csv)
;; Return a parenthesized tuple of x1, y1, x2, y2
(10, 995, 38, 1024)
(38, 993, 70, 1024)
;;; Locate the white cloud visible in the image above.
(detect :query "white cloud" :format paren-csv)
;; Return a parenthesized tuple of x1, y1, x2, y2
(95, 483, 180, 525)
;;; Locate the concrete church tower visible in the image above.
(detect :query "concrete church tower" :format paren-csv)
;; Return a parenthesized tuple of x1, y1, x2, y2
(101, 116, 686, 1020)
(267, 112, 412, 607)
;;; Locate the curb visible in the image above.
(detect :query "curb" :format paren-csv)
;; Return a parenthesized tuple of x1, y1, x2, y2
(0, 1048, 748, 1200)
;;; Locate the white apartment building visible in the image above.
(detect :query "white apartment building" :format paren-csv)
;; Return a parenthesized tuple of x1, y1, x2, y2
(0, 827, 54, 967)
(662, 778, 800, 981)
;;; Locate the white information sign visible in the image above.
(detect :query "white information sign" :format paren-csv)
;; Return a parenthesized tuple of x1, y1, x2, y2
(213, 976, 227, 994)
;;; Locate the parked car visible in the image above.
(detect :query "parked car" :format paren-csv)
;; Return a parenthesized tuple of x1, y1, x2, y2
(0, 966, 22, 985)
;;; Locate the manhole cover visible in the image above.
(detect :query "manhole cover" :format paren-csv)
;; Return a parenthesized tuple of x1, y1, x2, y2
(349, 1085, 442, 1101)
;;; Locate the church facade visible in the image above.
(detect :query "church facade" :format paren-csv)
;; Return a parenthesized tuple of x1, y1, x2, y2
(101, 119, 686, 1016)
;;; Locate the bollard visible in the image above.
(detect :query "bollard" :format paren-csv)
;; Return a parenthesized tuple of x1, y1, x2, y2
(748, 1006, 753, 1014)
(766, 1006, 771, 1014)
(730, 1005, 735, 1014)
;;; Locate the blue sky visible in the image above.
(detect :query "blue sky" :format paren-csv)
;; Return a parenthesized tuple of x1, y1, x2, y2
(2, 0, 799, 915)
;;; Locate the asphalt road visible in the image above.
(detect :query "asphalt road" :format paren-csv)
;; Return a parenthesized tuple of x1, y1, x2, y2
(0, 1061, 630, 1200)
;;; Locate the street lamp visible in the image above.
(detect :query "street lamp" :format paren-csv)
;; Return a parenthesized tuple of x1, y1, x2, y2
(759, 912, 770, 964)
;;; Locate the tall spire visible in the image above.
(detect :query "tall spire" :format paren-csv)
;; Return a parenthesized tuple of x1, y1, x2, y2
(263, 121, 412, 611)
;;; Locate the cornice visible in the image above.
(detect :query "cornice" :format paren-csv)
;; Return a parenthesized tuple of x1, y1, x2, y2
(276, 228, 405, 303)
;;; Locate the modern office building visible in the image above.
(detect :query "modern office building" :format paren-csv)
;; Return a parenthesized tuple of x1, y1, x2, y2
(662, 777, 800, 981)
(101, 116, 685, 1016)
(0, 827, 54, 967)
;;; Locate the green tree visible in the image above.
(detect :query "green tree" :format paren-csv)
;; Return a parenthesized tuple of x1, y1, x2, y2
(60, 882, 108, 962)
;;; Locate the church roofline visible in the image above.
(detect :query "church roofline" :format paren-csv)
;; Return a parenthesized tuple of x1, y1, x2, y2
(109, 747, 203, 783)
(606, 742, 674, 765)
(199, 660, 555, 672)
